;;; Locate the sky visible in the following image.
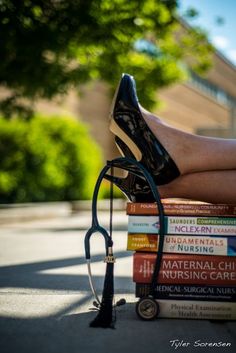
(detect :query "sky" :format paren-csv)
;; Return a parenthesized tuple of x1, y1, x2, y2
(179, 0, 236, 66)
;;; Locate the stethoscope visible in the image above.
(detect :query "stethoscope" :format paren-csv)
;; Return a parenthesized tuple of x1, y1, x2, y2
(84, 156, 165, 306)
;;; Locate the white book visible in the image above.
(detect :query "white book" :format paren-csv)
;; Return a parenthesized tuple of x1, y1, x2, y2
(155, 300, 236, 320)
(128, 216, 236, 236)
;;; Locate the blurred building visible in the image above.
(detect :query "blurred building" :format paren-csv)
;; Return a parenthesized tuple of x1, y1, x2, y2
(36, 48, 236, 162)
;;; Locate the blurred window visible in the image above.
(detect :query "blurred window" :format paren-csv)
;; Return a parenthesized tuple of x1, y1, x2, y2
(188, 71, 236, 107)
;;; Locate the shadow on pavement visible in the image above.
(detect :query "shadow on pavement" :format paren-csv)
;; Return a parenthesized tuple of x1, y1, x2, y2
(1, 251, 236, 353)
(0, 251, 133, 293)
(1, 302, 236, 353)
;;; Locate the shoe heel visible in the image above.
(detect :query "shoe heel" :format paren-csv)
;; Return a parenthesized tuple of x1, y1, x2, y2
(104, 174, 123, 185)
(104, 173, 132, 201)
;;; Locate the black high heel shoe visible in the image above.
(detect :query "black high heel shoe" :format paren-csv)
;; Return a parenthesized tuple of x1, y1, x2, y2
(104, 136, 155, 202)
(109, 73, 180, 185)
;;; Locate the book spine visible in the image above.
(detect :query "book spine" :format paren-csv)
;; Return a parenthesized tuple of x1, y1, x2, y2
(127, 234, 236, 256)
(127, 202, 236, 216)
(133, 253, 236, 285)
(168, 216, 236, 236)
(128, 216, 236, 236)
(135, 283, 236, 302)
(150, 300, 236, 320)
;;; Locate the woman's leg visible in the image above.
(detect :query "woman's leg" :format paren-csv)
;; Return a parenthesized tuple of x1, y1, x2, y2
(159, 170, 236, 204)
(141, 107, 236, 175)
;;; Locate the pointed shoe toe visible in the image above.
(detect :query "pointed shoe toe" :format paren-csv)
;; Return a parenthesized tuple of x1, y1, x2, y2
(109, 73, 180, 185)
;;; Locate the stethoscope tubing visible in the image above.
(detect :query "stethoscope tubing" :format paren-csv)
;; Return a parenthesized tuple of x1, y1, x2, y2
(84, 157, 165, 302)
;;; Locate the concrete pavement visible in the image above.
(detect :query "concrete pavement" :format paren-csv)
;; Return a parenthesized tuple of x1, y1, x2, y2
(0, 210, 236, 353)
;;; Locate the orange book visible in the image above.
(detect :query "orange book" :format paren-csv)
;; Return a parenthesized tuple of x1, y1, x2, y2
(133, 253, 236, 285)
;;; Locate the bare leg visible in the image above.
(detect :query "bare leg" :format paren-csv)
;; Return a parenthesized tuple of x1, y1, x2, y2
(159, 170, 236, 204)
(140, 107, 236, 175)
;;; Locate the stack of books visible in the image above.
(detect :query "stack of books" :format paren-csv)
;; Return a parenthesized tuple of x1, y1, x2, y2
(127, 200, 236, 320)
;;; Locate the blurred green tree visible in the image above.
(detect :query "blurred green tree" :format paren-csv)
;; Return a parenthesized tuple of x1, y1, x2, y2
(0, 115, 103, 202)
(0, 0, 213, 117)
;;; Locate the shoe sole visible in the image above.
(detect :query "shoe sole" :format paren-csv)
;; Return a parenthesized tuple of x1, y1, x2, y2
(109, 74, 142, 162)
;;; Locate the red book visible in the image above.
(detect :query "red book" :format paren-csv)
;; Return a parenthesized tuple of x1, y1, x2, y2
(133, 253, 236, 285)
(127, 201, 236, 216)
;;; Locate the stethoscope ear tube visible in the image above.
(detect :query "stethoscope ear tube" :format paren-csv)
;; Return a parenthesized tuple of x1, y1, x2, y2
(84, 226, 112, 260)
(84, 161, 116, 304)
(84, 162, 114, 260)
(87, 259, 100, 304)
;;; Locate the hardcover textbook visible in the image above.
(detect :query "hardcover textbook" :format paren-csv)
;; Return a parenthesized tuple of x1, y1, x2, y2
(133, 253, 236, 285)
